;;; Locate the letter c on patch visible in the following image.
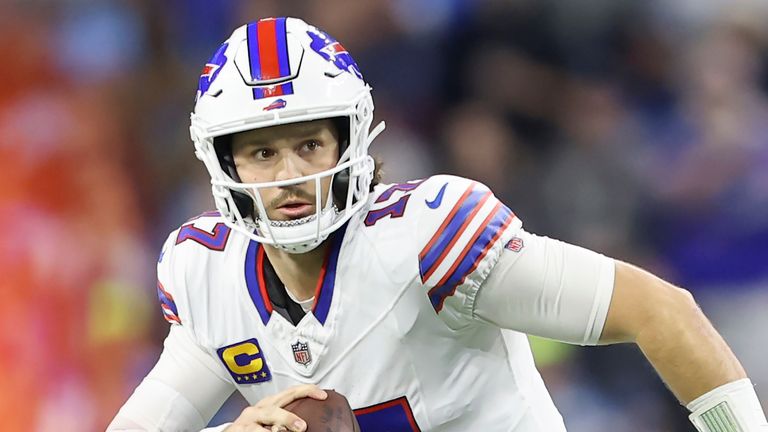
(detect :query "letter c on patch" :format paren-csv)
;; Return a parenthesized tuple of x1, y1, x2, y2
(222, 342, 263, 374)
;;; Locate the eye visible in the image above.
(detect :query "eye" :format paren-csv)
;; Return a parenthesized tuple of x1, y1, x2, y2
(253, 148, 275, 160)
(303, 140, 320, 152)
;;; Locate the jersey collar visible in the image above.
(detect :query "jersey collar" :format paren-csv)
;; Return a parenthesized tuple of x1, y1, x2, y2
(244, 224, 348, 326)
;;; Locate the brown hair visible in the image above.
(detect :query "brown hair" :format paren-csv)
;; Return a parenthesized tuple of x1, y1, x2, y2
(370, 157, 383, 191)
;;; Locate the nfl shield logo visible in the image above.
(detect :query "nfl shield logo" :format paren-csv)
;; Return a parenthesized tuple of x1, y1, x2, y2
(292, 341, 312, 366)
(505, 237, 525, 252)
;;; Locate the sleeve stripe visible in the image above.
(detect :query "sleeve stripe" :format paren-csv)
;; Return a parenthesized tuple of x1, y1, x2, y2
(163, 314, 181, 324)
(428, 204, 515, 312)
(160, 303, 175, 315)
(419, 189, 492, 282)
(161, 304, 181, 324)
(427, 202, 502, 307)
(419, 185, 491, 281)
(157, 281, 180, 319)
(419, 184, 474, 264)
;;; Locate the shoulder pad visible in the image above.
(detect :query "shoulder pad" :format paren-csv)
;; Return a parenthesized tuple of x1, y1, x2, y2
(155, 211, 234, 326)
(412, 176, 521, 283)
(368, 176, 523, 322)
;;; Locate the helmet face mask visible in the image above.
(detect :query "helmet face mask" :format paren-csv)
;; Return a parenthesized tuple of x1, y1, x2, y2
(190, 17, 384, 253)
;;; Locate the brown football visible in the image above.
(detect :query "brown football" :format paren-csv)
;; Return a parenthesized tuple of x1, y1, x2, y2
(284, 389, 361, 432)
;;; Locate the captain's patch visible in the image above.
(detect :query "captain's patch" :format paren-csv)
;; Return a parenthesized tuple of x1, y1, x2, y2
(217, 338, 272, 384)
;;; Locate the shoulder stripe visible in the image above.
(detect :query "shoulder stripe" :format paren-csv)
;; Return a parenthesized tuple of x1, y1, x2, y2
(427, 204, 515, 313)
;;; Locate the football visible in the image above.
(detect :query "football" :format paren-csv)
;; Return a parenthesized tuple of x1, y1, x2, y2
(285, 390, 360, 432)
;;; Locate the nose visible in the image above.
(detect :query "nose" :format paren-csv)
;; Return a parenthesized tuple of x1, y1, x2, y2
(274, 153, 303, 183)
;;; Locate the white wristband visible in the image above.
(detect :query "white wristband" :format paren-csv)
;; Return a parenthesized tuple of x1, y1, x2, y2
(201, 424, 232, 432)
(687, 379, 768, 432)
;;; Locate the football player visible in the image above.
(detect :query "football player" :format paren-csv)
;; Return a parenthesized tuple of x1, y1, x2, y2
(108, 17, 767, 432)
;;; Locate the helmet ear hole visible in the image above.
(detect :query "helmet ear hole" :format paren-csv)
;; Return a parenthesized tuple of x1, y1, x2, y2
(213, 135, 236, 178)
(332, 168, 350, 209)
(214, 135, 256, 220)
(232, 191, 255, 220)
(332, 117, 350, 157)
(331, 116, 351, 209)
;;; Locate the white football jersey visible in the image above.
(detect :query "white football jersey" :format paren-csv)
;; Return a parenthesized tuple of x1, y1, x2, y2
(157, 174, 567, 431)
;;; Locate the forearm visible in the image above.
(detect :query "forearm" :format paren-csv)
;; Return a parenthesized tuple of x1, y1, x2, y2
(108, 326, 235, 431)
(601, 261, 768, 431)
(602, 261, 746, 403)
(633, 278, 745, 403)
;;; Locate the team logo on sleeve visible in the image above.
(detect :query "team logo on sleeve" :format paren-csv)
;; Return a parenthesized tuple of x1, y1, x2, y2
(291, 340, 312, 366)
(217, 338, 272, 384)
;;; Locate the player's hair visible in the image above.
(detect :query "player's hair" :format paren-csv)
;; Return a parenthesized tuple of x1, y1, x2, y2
(371, 157, 383, 191)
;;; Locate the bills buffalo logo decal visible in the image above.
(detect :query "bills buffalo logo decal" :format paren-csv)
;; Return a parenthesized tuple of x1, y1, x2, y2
(197, 42, 228, 102)
(307, 27, 363, 80)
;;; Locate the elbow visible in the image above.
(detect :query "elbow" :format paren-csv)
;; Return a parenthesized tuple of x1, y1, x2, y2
(656, 284, 700, 326)
(601, 261, 704, 344)
(635, 281, 703, 347)
(675, 286, 698, 313)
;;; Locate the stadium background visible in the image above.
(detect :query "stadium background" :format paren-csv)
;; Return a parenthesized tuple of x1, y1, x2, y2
(1, 0, 767, 430)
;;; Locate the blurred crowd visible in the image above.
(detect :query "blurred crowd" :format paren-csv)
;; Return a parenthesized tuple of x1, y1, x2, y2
(1, 0, 767, 430)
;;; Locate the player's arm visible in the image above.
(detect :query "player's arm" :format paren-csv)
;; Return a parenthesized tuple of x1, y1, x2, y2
(109, 311, 326, 432)
(600, 261, 745, 399)
(473, 230, 767, 432)
(107, 325, 236, 431)
(108, 231, 238, 431)
(602, 261, 767, 430)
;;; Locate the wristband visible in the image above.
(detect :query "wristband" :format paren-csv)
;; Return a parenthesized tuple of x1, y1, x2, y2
(687, 378, 768, 432)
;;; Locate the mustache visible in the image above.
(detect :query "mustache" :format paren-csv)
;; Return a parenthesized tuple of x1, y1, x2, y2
(268, 187, 316, 209)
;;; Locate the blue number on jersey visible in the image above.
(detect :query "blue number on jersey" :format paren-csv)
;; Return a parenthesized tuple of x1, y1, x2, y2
(175, 222, 231, 251)
(364, 180, 426, 226)
(354, 396, 421, 431)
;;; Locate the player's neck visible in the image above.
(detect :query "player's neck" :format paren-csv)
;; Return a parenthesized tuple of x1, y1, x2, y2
(262, 241, 330, 302)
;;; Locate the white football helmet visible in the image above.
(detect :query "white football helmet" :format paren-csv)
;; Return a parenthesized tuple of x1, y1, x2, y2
(190, 17, 385, 253)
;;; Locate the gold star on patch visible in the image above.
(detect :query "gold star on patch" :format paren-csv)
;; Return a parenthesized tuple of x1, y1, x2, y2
(260, 371, 267, 378)
(236, 376, 241, 382)
(252, 373, 258, 380)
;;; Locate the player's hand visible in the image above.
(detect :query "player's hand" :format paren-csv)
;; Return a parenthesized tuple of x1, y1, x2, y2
(224, 384, 327, 432)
